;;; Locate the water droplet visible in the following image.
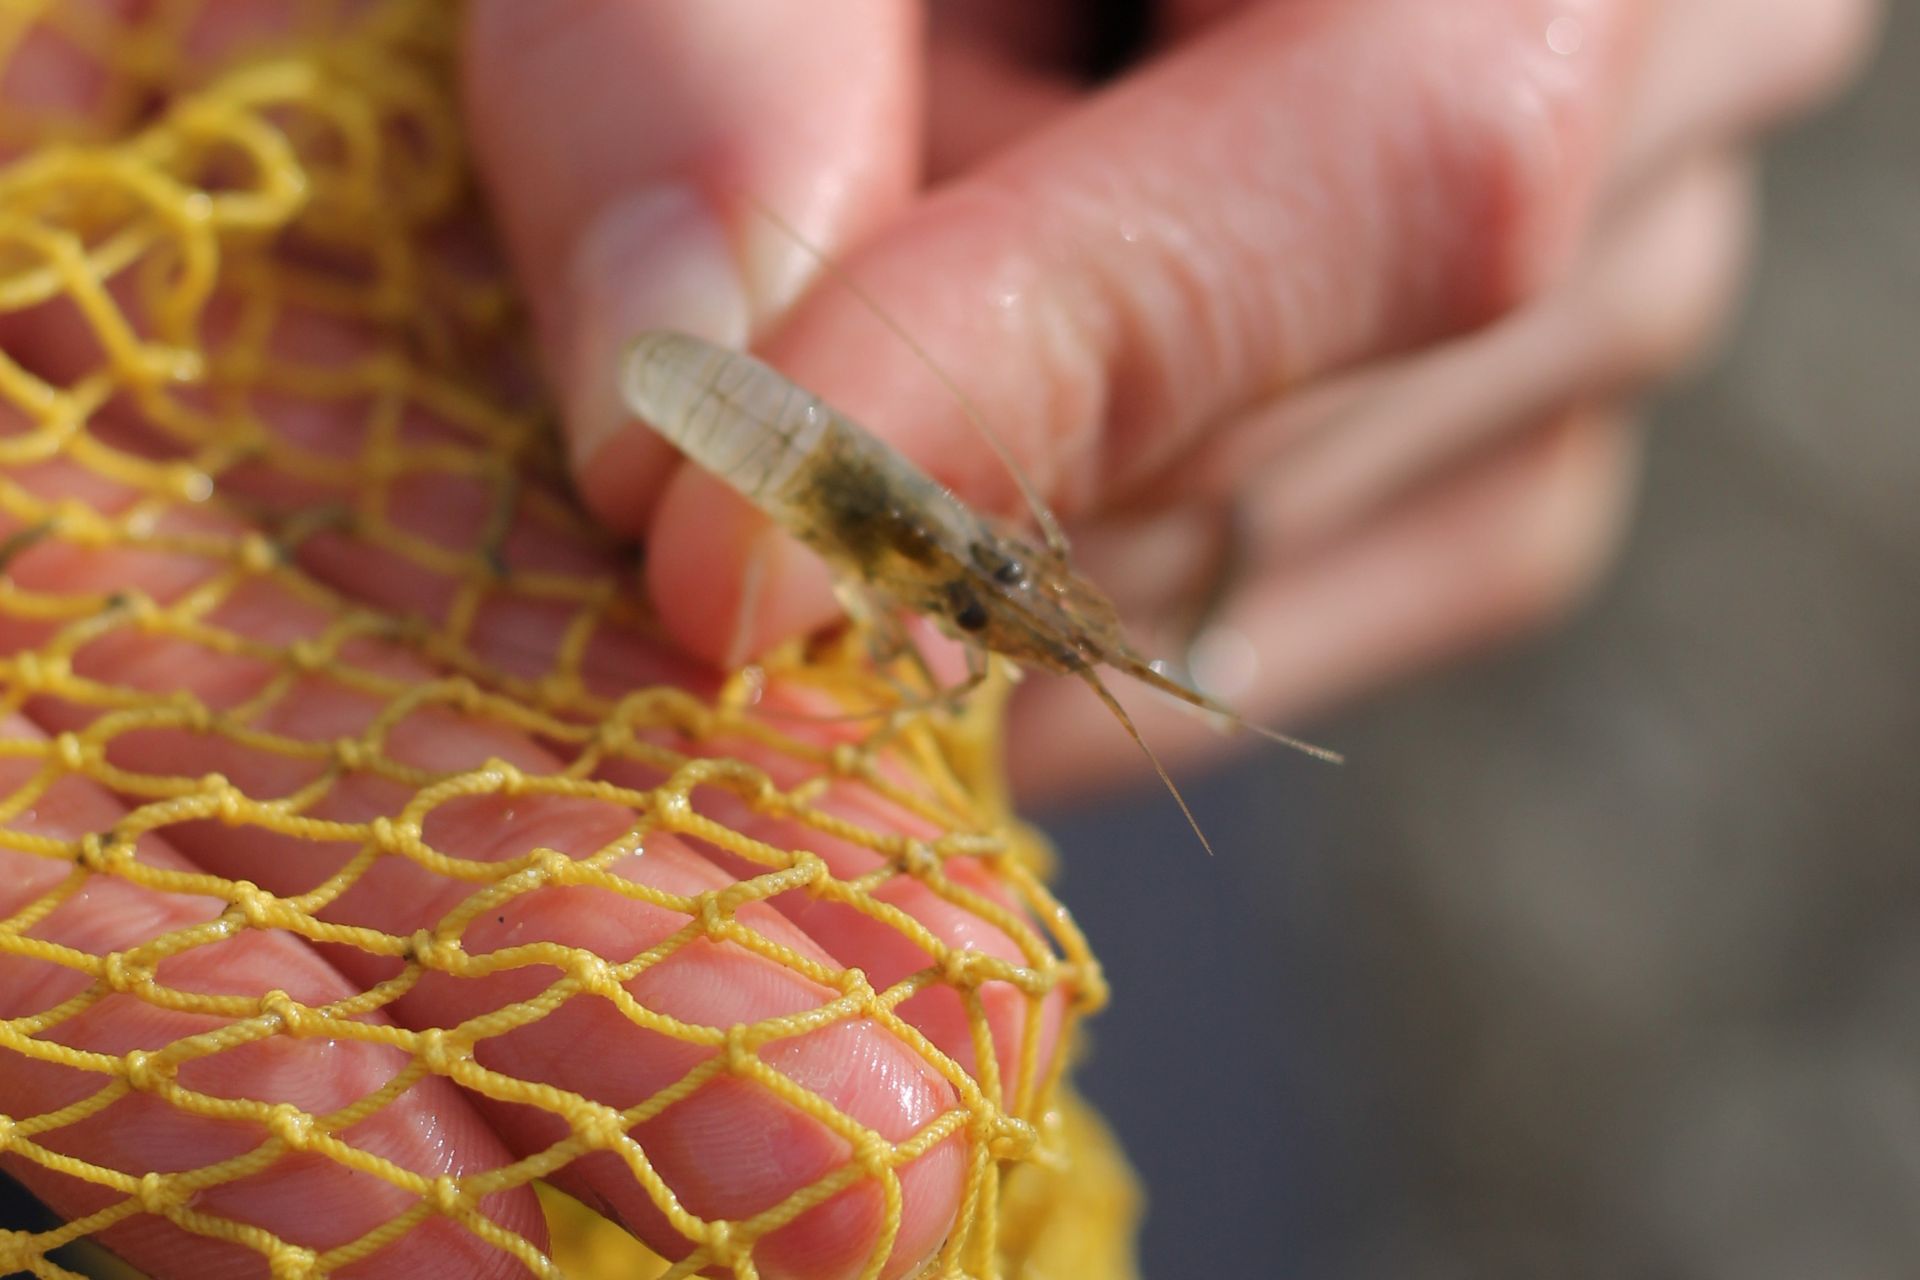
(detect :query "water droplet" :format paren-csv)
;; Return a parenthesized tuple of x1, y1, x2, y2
(1546, 16, 1585, 57)
(1186, 625, 1259, 702)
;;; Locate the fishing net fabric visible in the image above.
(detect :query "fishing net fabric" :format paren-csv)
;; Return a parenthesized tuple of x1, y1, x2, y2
(0, 2, 1133, 1277)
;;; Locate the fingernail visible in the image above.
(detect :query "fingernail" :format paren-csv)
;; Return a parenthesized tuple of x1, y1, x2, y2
(719, 532, 773, 672)
(566, 184, 751, 469)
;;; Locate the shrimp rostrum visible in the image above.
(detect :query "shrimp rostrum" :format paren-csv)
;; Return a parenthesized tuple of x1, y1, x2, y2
(620, 331, 1340, 852)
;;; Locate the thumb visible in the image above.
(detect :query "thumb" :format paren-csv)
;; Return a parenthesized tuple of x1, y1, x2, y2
(462, 0, 922, 530)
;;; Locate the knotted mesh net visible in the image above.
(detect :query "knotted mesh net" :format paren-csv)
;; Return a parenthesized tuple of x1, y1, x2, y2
(0, 2, 1134, 1276)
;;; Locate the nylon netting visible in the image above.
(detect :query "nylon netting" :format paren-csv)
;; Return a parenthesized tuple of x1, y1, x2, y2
(0, 2, 1135, 1277)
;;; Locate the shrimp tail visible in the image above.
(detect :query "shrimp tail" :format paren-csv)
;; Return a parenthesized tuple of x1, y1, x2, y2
(1103, 649, 1346, 766)
(1080, 668, 1216, 857)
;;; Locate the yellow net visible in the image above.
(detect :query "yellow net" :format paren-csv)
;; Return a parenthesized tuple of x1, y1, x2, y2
(0, 2, 1134, 1277)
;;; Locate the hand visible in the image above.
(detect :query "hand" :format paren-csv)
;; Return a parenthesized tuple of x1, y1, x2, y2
(0, 6, 1077, 1279)
(472, 0, 1878, 794)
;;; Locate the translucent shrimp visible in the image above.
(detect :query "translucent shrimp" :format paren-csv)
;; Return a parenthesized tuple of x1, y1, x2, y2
(620, 331, 1342, 855)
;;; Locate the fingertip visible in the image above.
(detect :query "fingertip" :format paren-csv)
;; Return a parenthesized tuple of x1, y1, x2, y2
(647, 468, 839, 670)
(463, 0, 924, 551)
(574, 425, 679, 537)
(562, 184, 753, 523)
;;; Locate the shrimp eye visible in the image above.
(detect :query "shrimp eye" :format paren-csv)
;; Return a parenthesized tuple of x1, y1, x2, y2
(948, 586, 989, 632)
(970, 541, 1025, 587)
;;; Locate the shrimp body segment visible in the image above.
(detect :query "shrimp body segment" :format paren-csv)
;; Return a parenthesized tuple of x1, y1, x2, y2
(620, 331, 1112, 677)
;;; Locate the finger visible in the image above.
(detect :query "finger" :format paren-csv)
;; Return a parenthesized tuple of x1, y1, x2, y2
(646, 0, 1641, 663)
(0, 1, 411, 146)
(1124, 0, 1871, 551)
(0, 717, 543, 1280)
(928, 1, 1086, 68)
(28, 176, 1075, 1120)
(462, 0, 923, 528)
(1, 297, 1067, 1272)
(223, 449, 1068, 1120)
(1186, 152, 1754, 548)
(1161, 0, 1259, 42)
(109, 279, 1073, 1114)
(924, 2, 1124, 177)
(925, 30, 1080, 180)
(1613, 0, 1882, 185)
(1006, 407, 1639, 797)
(0, 448, 977, 1278)
(253, 433, 1070, 1114)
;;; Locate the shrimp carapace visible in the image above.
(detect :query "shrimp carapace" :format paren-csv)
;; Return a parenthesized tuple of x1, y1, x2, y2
(619, 330, 1342, 848)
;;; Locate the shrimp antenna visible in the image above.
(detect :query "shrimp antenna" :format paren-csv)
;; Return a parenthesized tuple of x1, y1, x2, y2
(742, 193, 1072, 558)
(1080, 668, 1216, 857)
(1105, 648, 1345, 765)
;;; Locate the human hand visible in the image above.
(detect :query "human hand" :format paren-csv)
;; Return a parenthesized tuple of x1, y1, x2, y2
(0, 5, 1083, 1279)
(472, 0, 1879, 795)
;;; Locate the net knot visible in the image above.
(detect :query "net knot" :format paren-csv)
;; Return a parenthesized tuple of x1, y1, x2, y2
(426, 1173, 468, 1216)
(447, 678, 487, 717)
(135, 1170, 176, 1215)
(702, 1221, 741, 1269)
(577, 1108, 630, 1152)
(787, 849, 829, 887)
(287, 638, 328, 672)
(117, 590, 157, 623)
(940, 947, 991, 989)
(897, 839, 940, 877)
(412, 1027, 466, 1075)
(697, 893, 731, 936)
(722, 1025, 757, 1075)
(405, 930, 460, 972)
(836, 967, 875, 1006)
(267, 1103, 316, 1151)
(13, 654, 64, 695)
(591, 718, 633, 755)
(102, 953, 152, 996)
(486, 758, 527, 795)
(230, 881, 276, 928)
(851, 1129, 895, 1179)
(1073, 964, 1112, 1011)
(567, 951, 614, 996)
(368, 816, 413, 854)
(268, 1243, 319, 1279)
(212, 779, 247, 825)
(238, 532, 279, 574)
(826, 742, 864, 778)
(981, 1115, 1037, 1162)
(75, 831, 118, 873)
(50, 729, 88, 770)
(653, 788, 692, 827)
(259, 989, 306, 1034)
(122, 1050, 170, 1093)
(530, 847, 574, 881)
(180, 702, 215, 736)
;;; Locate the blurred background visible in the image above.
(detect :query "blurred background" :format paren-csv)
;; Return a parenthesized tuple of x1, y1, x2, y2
(1044, 6, 1918, 1277)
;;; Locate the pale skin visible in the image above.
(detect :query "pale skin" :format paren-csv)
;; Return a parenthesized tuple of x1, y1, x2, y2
(0, 1, 1878, 1277)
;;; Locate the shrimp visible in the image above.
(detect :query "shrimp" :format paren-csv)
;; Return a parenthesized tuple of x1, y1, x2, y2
(620, 331, 1342, 855)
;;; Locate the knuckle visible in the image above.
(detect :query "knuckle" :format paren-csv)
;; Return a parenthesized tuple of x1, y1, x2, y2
(1403, 0, 1620, 325)
(1490, 413, 1637, 633)
(1580, 158, 1756, 390)
(1777, 0, 1885, 112)
(1619, 168, 1756, 383)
